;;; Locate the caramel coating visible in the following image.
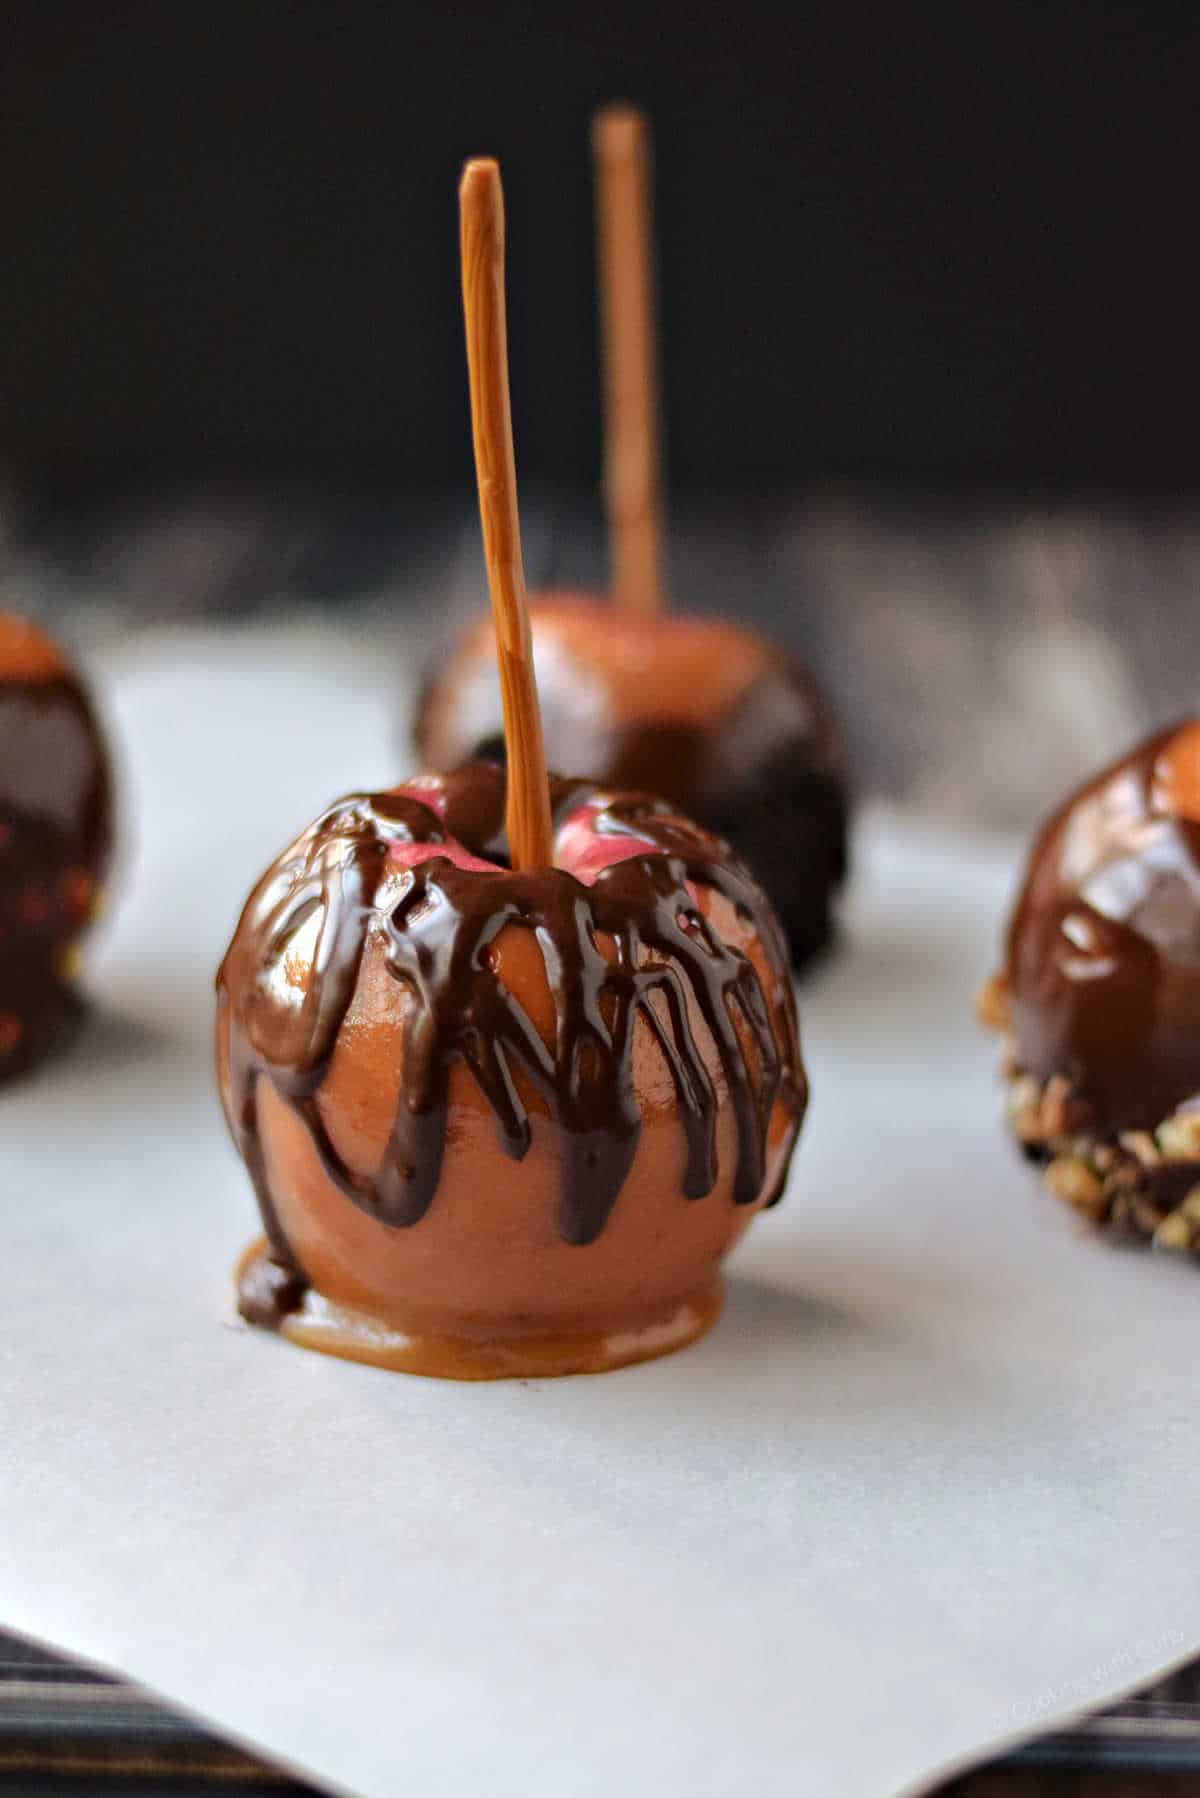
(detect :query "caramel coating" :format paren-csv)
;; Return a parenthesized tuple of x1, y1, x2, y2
(414, 593, 850, 968)
(419, 592, 771, 754)
(218, 767, 805, 1377)
(0, 615, 69, 683)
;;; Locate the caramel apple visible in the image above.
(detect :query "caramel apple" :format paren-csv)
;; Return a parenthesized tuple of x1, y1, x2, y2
(0, 614, 112, 1081)
(217, 159, 808, 1378)
(981, 720, 1200, 1257)
(416, 593, 848, 967)
(413, 107, 850, 967)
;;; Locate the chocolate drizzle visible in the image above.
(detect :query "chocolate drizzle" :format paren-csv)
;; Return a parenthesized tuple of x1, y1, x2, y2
(1006, 722, 1200, 1131)
(219, 761, 804, 1296)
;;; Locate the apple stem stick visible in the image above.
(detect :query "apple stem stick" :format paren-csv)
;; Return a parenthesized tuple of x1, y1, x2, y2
(594, 104, 663, 618)
(459, 158, 554, 872)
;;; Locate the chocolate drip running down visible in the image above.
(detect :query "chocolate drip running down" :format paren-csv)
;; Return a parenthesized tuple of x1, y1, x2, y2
(219, 762, 805, 1303)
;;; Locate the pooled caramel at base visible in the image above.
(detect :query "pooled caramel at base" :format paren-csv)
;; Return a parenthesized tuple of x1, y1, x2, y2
(236, 1238, 723, 1379)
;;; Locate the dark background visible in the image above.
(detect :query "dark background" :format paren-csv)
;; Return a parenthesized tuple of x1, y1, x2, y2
(3, 0, 1199, 504)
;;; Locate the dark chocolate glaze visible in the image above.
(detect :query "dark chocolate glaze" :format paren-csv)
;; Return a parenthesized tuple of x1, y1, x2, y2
(0, 671, 112, 1081)
(415, 637, 850, 969)
(1006, 722, 1200, 1132)
(219, 761, 805, 1314)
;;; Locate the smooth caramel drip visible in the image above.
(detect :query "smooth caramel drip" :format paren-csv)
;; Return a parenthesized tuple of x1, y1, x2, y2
(219, 763, 805, 1313)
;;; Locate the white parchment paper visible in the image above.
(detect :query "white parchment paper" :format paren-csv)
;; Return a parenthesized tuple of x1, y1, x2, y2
(3, 624, 1199, 1798)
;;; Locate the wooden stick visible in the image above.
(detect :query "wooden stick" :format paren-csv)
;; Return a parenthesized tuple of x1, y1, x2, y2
(459, 158, 553, 871)
(593, 103, 663, 616)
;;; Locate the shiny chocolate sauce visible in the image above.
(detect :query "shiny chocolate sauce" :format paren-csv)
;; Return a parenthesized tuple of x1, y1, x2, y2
(0, 669, 112, 1080)
(219, 762, 805, 1320)
(1006, 721, 1200, 1132)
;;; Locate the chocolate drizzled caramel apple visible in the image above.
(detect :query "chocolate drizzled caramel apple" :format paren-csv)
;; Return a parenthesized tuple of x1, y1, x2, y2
(0, 614, 112, 1081)
(414, 107, 849, 969)
(217, 159, 807, 1379)
(981, 721, 1200, 1258)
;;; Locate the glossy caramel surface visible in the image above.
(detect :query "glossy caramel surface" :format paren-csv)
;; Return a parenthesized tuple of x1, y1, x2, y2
(218, 761, 805, 1371)
(415, 593, 850, 966)
(238, 1239, 724, 1379)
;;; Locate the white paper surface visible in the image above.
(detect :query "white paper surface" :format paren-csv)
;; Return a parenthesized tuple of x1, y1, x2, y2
(3, 623, 1199, 1798)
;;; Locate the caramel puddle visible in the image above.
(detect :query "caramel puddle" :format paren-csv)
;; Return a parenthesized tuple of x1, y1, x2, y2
(235, 1238, 722, 1381)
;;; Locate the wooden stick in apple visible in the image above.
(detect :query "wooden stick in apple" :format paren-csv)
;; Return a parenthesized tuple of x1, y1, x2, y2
(459, 157, 554, 871)
(593, 103, 663, 618)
